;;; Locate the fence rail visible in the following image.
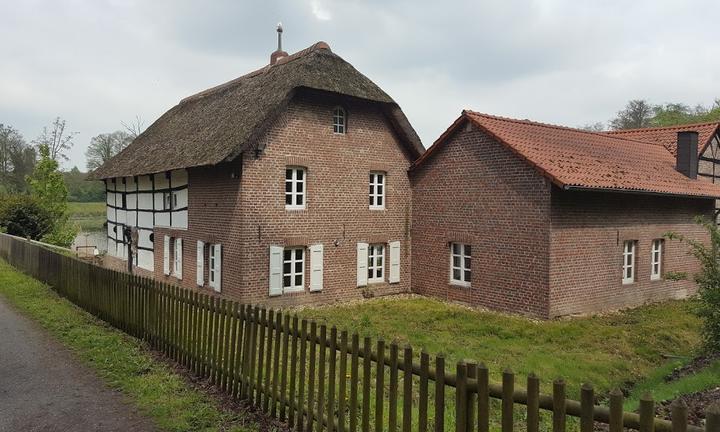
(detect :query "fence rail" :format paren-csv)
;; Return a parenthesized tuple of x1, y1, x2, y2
(1, 232, 718, 432)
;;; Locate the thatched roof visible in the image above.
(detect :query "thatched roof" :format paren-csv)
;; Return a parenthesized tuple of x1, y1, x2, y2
(89, 42, 423, 180)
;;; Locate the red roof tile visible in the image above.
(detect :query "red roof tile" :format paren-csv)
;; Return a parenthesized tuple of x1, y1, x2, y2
(412, 111, 720, 199)
(606, 121, 720, 156)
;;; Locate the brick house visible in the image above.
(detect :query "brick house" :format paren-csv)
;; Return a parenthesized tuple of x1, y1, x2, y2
(89, 40, 424, 307)
(410, 111, 720, 318)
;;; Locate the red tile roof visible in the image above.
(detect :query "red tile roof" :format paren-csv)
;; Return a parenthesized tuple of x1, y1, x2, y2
(605, 121, 720, 156)
(412, 111, 720, 199)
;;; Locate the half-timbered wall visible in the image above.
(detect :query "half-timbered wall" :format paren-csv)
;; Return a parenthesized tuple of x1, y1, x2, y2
(106, 169, 188, 271)
(698, 133, 720, 221)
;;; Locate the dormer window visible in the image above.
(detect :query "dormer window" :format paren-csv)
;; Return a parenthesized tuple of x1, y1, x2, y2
(333, 107, 346, 134)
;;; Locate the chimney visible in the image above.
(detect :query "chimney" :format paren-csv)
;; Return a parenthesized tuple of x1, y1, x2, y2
(270, 23, 288, 65)
(676, 131, 699, 179)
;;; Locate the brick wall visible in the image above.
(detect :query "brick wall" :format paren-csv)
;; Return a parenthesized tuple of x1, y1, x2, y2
(154, 91, 415, 307)
(410, 121, 553, 318)
(548, 189, 712, 317)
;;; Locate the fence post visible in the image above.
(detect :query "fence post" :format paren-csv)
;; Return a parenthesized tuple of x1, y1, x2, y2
(402, 345, 412, 432)
(552, 379, 566, 432)
(707, 403, 720, 432)
(418, 351, 429, 432)
(502, 369, 514, 432)
(389, 342, 399, 432)
(670, 399, 687, 432)
(609, 388, 623, 432)
(639, 393, 655, 432)
(527, 373, 540, 432)
(435, 355, 445, 432)
(375, 339, 385, 432)
(455, 362, 468, 432)
(580, 383, 594, 432)
(477, 363, 489, 432)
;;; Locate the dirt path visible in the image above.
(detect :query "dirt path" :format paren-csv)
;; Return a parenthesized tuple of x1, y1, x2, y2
(0, 297, 155, 432)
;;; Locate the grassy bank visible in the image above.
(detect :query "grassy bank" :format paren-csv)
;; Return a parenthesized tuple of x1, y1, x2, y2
(297, 296, 703, 398)
(0, 259, 256, 432)
(68, 201, 106, 232)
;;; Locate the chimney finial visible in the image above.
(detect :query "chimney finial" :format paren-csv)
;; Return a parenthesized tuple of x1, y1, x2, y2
(277, 22, 283, 52)
(270, 22, 288, 65)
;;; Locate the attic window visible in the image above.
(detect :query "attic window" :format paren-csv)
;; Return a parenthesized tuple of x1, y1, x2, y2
(333, 107, 346, 134)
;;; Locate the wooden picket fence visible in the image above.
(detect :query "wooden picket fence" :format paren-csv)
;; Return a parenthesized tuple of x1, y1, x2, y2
(1, 232, 718, 432)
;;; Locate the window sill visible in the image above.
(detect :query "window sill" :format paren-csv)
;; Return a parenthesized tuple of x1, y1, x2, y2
(285, 206, 306, 211)
(369, 206, 386, 211)
(450, 281, 471, 289)
(622, 280, 634, 285)
(368, 279, 385, 285)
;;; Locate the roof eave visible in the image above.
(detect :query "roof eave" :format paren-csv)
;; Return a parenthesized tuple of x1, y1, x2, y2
(561, 184, 720, 200)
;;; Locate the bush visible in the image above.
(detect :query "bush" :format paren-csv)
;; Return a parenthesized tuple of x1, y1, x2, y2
(667, 217, 720, 353)
(0, 195, 53, 240)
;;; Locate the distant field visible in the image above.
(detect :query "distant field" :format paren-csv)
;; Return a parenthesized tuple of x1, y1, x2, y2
(68, 201, 105, 232)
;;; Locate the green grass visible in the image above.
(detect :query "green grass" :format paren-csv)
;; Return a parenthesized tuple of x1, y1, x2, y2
(0, 259, 257, 432)
(68, 201, 106, 232)
(297, 296, 703, 398)
(625, 358, 720, 410)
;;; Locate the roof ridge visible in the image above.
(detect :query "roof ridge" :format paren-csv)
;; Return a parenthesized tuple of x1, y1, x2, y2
(606, 120, 720, 134)
(180, 41, 332, 104)
(463, 110, 667, 149)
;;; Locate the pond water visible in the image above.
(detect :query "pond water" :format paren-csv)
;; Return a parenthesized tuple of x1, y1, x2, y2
(71, 231, 107, 254)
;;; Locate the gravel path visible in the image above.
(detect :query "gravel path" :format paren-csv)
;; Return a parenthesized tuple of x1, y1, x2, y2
(0, 297, 155, 432)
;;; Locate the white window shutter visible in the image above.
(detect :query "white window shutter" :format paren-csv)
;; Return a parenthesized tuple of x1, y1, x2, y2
(211, 244, 222, 292)
(357, 242, 368, 287)
(175, 238, 183, 279)
(389, 241, 400, 284)
(310, 244, 324, 292)
(269, 246, 283, 296)
(163, 235, 170, 275)
(196, 240, 204, 286)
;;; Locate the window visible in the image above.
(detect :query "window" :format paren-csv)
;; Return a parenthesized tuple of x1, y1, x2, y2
(367, 244, 385, 283)
(651, 239, 663, 280)
(285, 167, 306, 209)
(333, 106, 346, 134)
(369, 172, 385, 209)
(283, 247, 305, 292)
(622, 240, 636, 284)
(450, 243, 472, 287)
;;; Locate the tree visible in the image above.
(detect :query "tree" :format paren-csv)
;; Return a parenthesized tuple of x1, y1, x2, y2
(63, 167, 105, 202)
(0, 124, 34, 193)
(609, 99, 654, 130)
(580, 122, 605, 132)
(667, 218, 720, 353)
(85, 130, 132, 171)
(0, 195, 52, 240)
(33, 117, 77, 162)
(121, 115, 145, 139)
(27, 144, 76, 247)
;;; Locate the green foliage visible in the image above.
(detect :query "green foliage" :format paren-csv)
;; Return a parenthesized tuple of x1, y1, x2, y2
(0, 124, 35, 193)
(666, 218, 720, 353)
(0, 194, 52, 239)
(609, 99, 654, 130)
(609, 98, 720, 130)
(0, 259, 254, 432)
(63, 167, 105, 202)
(27, 144, 77, 247)
(664, 271, 689, 281)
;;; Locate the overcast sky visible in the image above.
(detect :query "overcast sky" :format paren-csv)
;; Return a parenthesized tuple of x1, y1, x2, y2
(2, 0, 719, 170)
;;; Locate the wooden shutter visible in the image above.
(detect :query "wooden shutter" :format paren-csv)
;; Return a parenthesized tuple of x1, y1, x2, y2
(357, 242, 368, 287)
(269, 246, 283, 296)
(210, 244, 222, 292)
(310, 244, 324, 292)
(196, 240, 204, 286)
(163, 235, 170, 275)
(389, 241, 400, 284)
(175, 237, 183, 279)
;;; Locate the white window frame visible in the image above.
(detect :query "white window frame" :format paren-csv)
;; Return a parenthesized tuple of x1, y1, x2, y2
(369, 172, 386, 210)
(285, 167, 306, 210)
(450, 243, 472, 287)
(283, 247, 305, 293)
(651, 239, 663, 281)
(333, 106, 346, 134)
(367, 244, 385, 284)
(622, 240, 636, 285)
